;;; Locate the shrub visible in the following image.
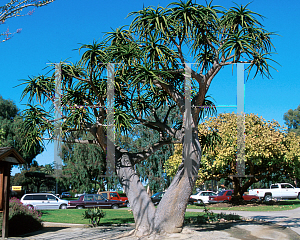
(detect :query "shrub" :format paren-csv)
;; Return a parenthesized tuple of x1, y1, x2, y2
(184, 204, 241, 224)
(82, 207, 106, 227)
(0, 197, 42, 236)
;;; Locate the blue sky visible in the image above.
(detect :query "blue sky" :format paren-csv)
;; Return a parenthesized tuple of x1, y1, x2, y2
(1, 0, 299, 175)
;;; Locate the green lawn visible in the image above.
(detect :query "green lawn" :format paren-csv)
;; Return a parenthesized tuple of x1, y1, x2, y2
(61, 197, 78, 201)
(187, 199, 300, 211)
(41, 200, 300, 225)
(41, 209, 203, 225)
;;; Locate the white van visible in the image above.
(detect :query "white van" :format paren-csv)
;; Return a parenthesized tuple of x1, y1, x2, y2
(21, 193, 69, 210)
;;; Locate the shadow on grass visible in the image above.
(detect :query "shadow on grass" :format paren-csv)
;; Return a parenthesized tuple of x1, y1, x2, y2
(187, 220, 253, 232)
(101, 217, 135, 225)
(263, 200, 300, 206)
(40, 210, 50, 215)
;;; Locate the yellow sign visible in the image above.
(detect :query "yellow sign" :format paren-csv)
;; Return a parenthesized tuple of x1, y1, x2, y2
(12, 186, 22, 191)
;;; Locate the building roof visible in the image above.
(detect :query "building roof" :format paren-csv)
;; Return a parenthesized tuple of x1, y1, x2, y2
(0, 147, 25, 165)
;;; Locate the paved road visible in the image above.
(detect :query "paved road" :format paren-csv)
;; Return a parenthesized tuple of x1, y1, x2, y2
(10, 225, 136, 240)
(215, 207, 300, 235)
(11, 222, 300, 240)
(9, 208, 300, 239)
(187, 207, 300, 235)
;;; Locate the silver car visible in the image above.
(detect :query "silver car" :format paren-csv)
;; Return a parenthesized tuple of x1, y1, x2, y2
(190, 191, 217, 204)
(21, 193, 69, 210)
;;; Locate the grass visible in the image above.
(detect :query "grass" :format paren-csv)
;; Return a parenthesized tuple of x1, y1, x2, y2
(187, 199, 300, 211)
(41, 209, 134, 224)
(40, 200, 300, 225)
(41, 209, 204, 225)
(61, 197, 78, 201)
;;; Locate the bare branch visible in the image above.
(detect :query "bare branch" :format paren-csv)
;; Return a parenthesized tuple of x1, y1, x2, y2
(44, 137, 99, 145)
(163, 104, 176, 124)
(153, 77, 185, 114)
(1, 0, 55, 42)
(131, 139, 176, 165)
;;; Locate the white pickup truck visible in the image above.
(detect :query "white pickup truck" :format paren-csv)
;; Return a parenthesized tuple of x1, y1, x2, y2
(249, 183, 300, 201)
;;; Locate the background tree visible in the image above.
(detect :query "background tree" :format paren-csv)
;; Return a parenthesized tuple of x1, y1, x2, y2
(10, 171, 26, 187)
(166, 113, 300, 198)
(0, 128, 4, 144)
(60, 132, 119, 194)
(284, 105, 300, 136)
(20, 1, 276, 237)
(42, 163, 54, 175)
(0, 0, 54, 42)
(0, 95, 42, 164)
(11, 160, 56, 192)
(40, 163, 57, 191)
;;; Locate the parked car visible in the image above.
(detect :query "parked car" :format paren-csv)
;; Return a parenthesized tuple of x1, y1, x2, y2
(249, 183, 300, 201)
(67, 194, 127, 209)
(151, 192, 195, 205)
(190, 191, 217, 204)
(99, 191, 130, 207)
(75, 193, 84, 197)
(208, 190, 259, 203)
(150, 192, 164, 205)
(60, 192, 72, 198)
(21, 193, 69, 210)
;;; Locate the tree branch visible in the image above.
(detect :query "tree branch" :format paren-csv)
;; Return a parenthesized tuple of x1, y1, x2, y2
(1, 0, 55, 42)
(131, 139, 175, 165)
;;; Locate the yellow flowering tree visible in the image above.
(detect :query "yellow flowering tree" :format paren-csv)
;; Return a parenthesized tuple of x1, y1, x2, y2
(165, 113, 300, 199)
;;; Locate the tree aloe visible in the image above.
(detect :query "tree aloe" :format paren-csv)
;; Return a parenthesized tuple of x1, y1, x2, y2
(19, 1, 276, 237)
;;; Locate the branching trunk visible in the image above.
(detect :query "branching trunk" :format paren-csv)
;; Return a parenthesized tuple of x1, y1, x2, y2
(114, 131, 202, 237)
(153, 132, 201, 234)
(232, 177, 257, 204)
(231, 177, 245, 204)
(115, 148, 156, 237)
(232, 178, 241, 197)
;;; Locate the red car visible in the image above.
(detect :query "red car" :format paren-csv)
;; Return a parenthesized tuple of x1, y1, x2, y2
(67, 194, 127, 209)
(208, 190, 259, 203)
(99, 191, 130, 207)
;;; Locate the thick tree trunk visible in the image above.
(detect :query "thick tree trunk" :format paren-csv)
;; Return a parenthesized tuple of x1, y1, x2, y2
(233, 178, 242, 197)
(154, 132, 201, 234)
(232, 177, 243, 204)
(153, 168, 193, 234)
(115, 148, 156, 237)
(115, 132, 201, 236)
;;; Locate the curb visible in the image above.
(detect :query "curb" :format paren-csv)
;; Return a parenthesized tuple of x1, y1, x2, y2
(42, 222, 88, 228)
(42, 222, 136, 228)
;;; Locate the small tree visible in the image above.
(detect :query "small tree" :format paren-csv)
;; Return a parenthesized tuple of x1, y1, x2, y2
(82, 208, 106, 227)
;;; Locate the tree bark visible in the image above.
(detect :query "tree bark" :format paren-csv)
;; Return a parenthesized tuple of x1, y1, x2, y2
(115, 148, 156, 237)
(115, 131, 201, 237)
(153, 131, 201, 234)
(232, 177, 257, 204)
